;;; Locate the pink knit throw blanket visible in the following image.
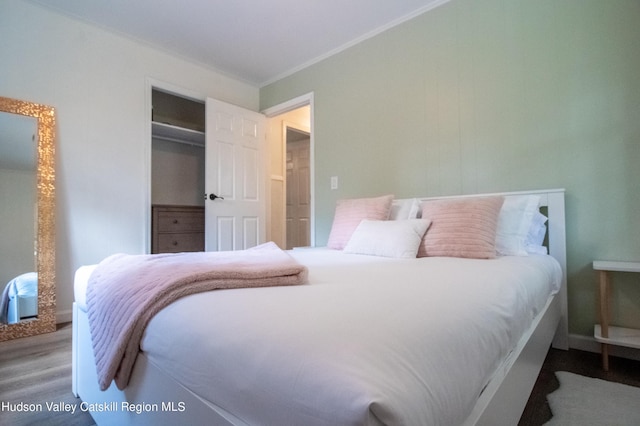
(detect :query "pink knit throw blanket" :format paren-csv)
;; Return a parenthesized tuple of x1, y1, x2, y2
(86, 242, 308, 391)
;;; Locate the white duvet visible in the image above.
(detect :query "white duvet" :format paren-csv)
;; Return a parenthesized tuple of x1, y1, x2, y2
(77, 249, 561, 426)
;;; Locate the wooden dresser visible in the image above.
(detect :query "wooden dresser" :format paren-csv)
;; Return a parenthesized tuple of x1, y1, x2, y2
(151, 205, 205, 254)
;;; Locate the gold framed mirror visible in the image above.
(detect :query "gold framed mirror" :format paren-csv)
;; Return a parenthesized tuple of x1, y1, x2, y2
(0, 96, 56, 341)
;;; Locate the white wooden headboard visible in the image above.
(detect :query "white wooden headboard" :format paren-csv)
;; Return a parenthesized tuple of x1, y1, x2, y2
(410, 188, 568, 349)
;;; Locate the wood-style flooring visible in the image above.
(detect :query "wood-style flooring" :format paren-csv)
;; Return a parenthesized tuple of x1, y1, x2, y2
(2, 323, 640, 426)
(0, 323, 94, 426)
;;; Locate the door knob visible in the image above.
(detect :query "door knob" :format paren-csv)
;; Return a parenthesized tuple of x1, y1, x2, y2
(208, 193, 224, 201)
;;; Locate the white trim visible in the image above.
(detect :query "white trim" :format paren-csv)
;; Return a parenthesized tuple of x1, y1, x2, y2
(144, 79, 153, 255)
(414, 187, 566, 200)
(259, 0, 452, 87)
(146, 78, 207, 103)
(261, 92, 314, 117)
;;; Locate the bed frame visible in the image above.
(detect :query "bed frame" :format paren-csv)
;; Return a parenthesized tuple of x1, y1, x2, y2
(72, 188, 567, 426)
(7, 294, 38, 323)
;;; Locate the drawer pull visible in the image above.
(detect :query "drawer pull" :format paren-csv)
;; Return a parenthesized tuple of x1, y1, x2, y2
(172, 241, 178, 246)
(173, 219, 178, 224)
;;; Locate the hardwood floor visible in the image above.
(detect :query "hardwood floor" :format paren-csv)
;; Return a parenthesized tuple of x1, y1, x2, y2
(0, 323, 94, 426)
(2, 323, 639, 426)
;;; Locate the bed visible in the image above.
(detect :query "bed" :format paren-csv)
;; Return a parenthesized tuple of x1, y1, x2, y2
(72, 188, 568, 426)
(0, 272, 38, 324)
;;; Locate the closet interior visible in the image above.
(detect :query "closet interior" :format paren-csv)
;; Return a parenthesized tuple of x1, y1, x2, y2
(150, 89, 205, 254)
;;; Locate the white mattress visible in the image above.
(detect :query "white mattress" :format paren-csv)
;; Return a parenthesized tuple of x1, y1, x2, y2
(76, 249, 561, 426)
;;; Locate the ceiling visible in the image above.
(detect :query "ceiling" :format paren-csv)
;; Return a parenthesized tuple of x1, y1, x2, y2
(28, 0, 447, 87)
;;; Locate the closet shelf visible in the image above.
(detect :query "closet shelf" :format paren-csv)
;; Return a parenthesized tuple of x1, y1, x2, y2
(152, 121, 205, 147)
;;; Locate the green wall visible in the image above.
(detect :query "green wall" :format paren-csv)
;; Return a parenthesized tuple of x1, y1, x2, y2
(260, 0, 640, 338)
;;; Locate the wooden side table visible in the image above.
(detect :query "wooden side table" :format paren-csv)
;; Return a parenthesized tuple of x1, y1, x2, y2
(593, 260, 640, 371)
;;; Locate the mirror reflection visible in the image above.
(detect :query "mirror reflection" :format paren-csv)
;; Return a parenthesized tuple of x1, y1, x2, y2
(0, 112, 38, 324)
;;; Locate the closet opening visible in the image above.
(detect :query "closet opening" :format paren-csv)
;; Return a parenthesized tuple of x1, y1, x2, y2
(150, 89, 206, 254)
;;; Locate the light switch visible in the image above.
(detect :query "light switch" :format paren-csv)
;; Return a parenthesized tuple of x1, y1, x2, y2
(331, 176, 338, 190)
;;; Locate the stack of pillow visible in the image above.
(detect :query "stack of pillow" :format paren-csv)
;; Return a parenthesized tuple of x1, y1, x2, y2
(327, 194, 548, 259)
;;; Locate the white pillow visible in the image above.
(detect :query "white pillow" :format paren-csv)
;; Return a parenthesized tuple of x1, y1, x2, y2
(525, 212, 548, 254)
(389, 198, 420, 220)
(343, 219, 431, 258)
(495, 195, 540, 256)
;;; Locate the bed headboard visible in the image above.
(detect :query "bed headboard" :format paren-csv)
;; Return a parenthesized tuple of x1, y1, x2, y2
(409, 188, 568, 349)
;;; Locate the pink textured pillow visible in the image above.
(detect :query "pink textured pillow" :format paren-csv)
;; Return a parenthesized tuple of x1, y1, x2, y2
(327, 195, 394, 250)
(418, 196, 504, 259)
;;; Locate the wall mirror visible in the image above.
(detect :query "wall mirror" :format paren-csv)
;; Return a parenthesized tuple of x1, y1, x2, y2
(0, 96, 56, 341)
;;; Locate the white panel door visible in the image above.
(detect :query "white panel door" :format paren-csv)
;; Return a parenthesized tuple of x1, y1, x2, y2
(205, 98, 266, 251)
(286, 138, 311, 249)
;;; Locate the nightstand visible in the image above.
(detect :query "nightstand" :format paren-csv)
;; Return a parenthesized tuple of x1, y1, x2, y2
(593, 260, 640, 371)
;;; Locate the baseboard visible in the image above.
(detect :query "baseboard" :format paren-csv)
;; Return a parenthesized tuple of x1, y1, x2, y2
(569, 333, 640, 362)
(56, 309, 72, 324)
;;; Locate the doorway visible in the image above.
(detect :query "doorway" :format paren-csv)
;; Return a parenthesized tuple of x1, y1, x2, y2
(264, 94, 313, 249)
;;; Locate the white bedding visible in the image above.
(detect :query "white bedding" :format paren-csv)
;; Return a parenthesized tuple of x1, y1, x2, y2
(1, 272, 38, 324)
(76, 249, 560, 426)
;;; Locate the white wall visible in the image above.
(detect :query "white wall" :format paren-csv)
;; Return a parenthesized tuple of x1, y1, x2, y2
(151, 139, 205, 206)
(261, 0, 640, 337)
(0, 1, 259, 319)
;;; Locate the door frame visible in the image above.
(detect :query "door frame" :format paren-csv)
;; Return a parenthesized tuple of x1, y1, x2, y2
(262, 92, 315, 247)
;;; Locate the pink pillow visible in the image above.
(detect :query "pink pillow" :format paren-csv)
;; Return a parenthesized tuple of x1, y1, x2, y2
(418, 196, 504, 259)
(327, 195, 394, 250)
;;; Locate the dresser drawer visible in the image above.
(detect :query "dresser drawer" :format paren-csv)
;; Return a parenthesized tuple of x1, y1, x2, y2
(156, 232, 205, 253)
(156, 210, 204, 232)
(152, 205, 205, 254)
